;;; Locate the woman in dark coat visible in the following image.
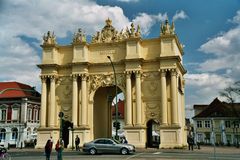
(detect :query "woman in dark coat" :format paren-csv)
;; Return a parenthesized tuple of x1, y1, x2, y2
(45, 139, 53, 160)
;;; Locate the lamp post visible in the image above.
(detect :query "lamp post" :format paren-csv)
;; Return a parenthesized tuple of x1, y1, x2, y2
(211, 118, 216, 160)
(58, 112, 64, 160)
(107, 56, 119, 140)
(233, 121, 239, 148)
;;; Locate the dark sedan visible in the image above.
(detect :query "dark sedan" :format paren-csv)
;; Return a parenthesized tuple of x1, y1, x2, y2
(82, 138, 135, 155)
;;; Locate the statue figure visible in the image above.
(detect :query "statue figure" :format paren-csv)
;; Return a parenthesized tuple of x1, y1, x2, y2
(72, 28, 86, 44)
(135, 25, 141, 37)
(130, 23, 135, 37)
(161, 19, 175, 35)
(43, 31, 56, 45)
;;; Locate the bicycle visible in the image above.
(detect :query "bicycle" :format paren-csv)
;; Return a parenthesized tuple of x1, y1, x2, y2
(0, 147, 11, 160)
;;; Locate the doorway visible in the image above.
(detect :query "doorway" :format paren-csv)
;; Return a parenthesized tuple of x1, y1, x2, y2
(93, 86, 122, 139)
(146, 119, 160, 148)
(62, 120, 72, 148)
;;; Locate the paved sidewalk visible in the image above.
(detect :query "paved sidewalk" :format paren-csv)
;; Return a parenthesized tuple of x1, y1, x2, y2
(8, 145, 240, 154)
(137, 146, 240, 154)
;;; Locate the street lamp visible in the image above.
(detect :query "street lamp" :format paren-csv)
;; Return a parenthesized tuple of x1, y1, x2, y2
(107, 56, 119, 140)
(233, 121, 239, 148)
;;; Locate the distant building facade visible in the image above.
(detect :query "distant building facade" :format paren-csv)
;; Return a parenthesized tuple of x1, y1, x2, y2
(0, 82, 41, 148)
(193, 98, 240, 146)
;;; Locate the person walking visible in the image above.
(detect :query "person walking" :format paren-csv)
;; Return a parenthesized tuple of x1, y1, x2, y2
(75, 135, 80, 151)
(44, 139, 53, 160)
(55, 139, 64, 160)
(121, 136, 128, 144)
(187, 135, 194, 151)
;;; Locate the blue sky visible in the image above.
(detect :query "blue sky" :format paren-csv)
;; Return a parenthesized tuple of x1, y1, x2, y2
(0, 0, 240, 118)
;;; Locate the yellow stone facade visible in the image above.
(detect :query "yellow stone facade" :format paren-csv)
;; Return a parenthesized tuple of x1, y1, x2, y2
(37, 19, 187, 148)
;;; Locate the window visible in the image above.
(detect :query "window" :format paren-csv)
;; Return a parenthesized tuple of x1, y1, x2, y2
(12, 128, 18, 140)
(105, 140, 113, 144)
(205, 120, 210, 128)
(197, 133, 203, 142)
(0, 129, 6, 140)
(7, 107, 12, 122)
(27, 108, 32, 121)
(1, 110, 6, 121)
(197, 121, 202, 128)
(94, 139, 105, 144)
(225, 121, 231, 128)
(12, 109, 19, 121)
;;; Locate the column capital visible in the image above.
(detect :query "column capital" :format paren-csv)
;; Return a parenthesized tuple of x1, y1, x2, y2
(133, 70, 142, 77)
(124, 71, 132, 78)
(159, 69, 166, 77)
(71, 74, 78, 81)
(40, 75, 47, 82)
(80, 73, 88, 80)
(49, 75, 56, 82)
(170, 69, 177, 76)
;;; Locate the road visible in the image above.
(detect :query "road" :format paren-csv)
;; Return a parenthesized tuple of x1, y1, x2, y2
(8, 146, 240, 160)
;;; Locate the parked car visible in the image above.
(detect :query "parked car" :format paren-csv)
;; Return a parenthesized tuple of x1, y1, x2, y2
(82, 138, 135, 155)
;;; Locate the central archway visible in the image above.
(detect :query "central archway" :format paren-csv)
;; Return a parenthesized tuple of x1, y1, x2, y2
(93, 86, 123, 139)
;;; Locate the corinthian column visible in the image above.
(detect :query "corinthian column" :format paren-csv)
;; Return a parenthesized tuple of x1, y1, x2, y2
(135, 71, 142, 126)
(40, 76, 47, 127)
(72, 74, 78, 127)
(171, 70, 178, 125)
(81, 74, 87, 126)
(49, 76, 56, 127)
(160, 70, 168, 125)
(126, 72, 132, 126)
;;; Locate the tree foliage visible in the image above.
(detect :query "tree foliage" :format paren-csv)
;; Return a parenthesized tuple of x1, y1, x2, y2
(219, 81, 240, 103)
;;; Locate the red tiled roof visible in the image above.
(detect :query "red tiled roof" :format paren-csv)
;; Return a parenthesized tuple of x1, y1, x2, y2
(0, 82, 40, 99)
(193, 97, 240, 118)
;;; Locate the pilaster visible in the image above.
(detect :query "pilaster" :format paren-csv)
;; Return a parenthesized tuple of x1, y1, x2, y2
(125, 71, 132, 126)
(72, 74, 78, 127)
(40, 76, 47, 127)
(170, 69, 178, 125)
(160, 69, 168, 125)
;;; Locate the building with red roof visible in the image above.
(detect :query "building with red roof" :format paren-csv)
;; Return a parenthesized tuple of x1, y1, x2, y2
(0, 82, 41, 148)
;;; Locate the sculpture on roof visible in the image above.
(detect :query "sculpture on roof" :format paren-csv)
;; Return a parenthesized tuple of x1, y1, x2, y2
(160, 19, 175, 35)
(43, 31, 56, 45)
(72, 28, 86, 44)
(91, 18, 141, 43)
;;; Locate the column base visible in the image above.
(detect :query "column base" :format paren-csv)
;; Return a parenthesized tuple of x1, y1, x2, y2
(124, 126, 146, 148)
(35, 127, 59, 148)
(159, 126, 186, 148)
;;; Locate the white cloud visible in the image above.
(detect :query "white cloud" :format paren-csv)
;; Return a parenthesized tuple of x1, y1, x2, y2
(0, 0, 187, 92)
(132, 12, 168, 35)
(197, 10, 240, 81)
(199, 27, 240, 56)
(229, 10, 240, 24)
(185, 73, 234, 107)
(173, 10, 188, 21)
(185, 73, 233, 88)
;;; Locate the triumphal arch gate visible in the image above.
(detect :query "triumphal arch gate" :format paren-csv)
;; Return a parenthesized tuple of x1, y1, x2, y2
(37, 19, 187, 148)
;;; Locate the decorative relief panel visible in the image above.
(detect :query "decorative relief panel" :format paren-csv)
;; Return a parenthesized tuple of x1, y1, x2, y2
(89, 73, 125, 93)
(56, 76, 72, 120)
(145, 102, 161, 123)
(142, 72, 160, 98)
